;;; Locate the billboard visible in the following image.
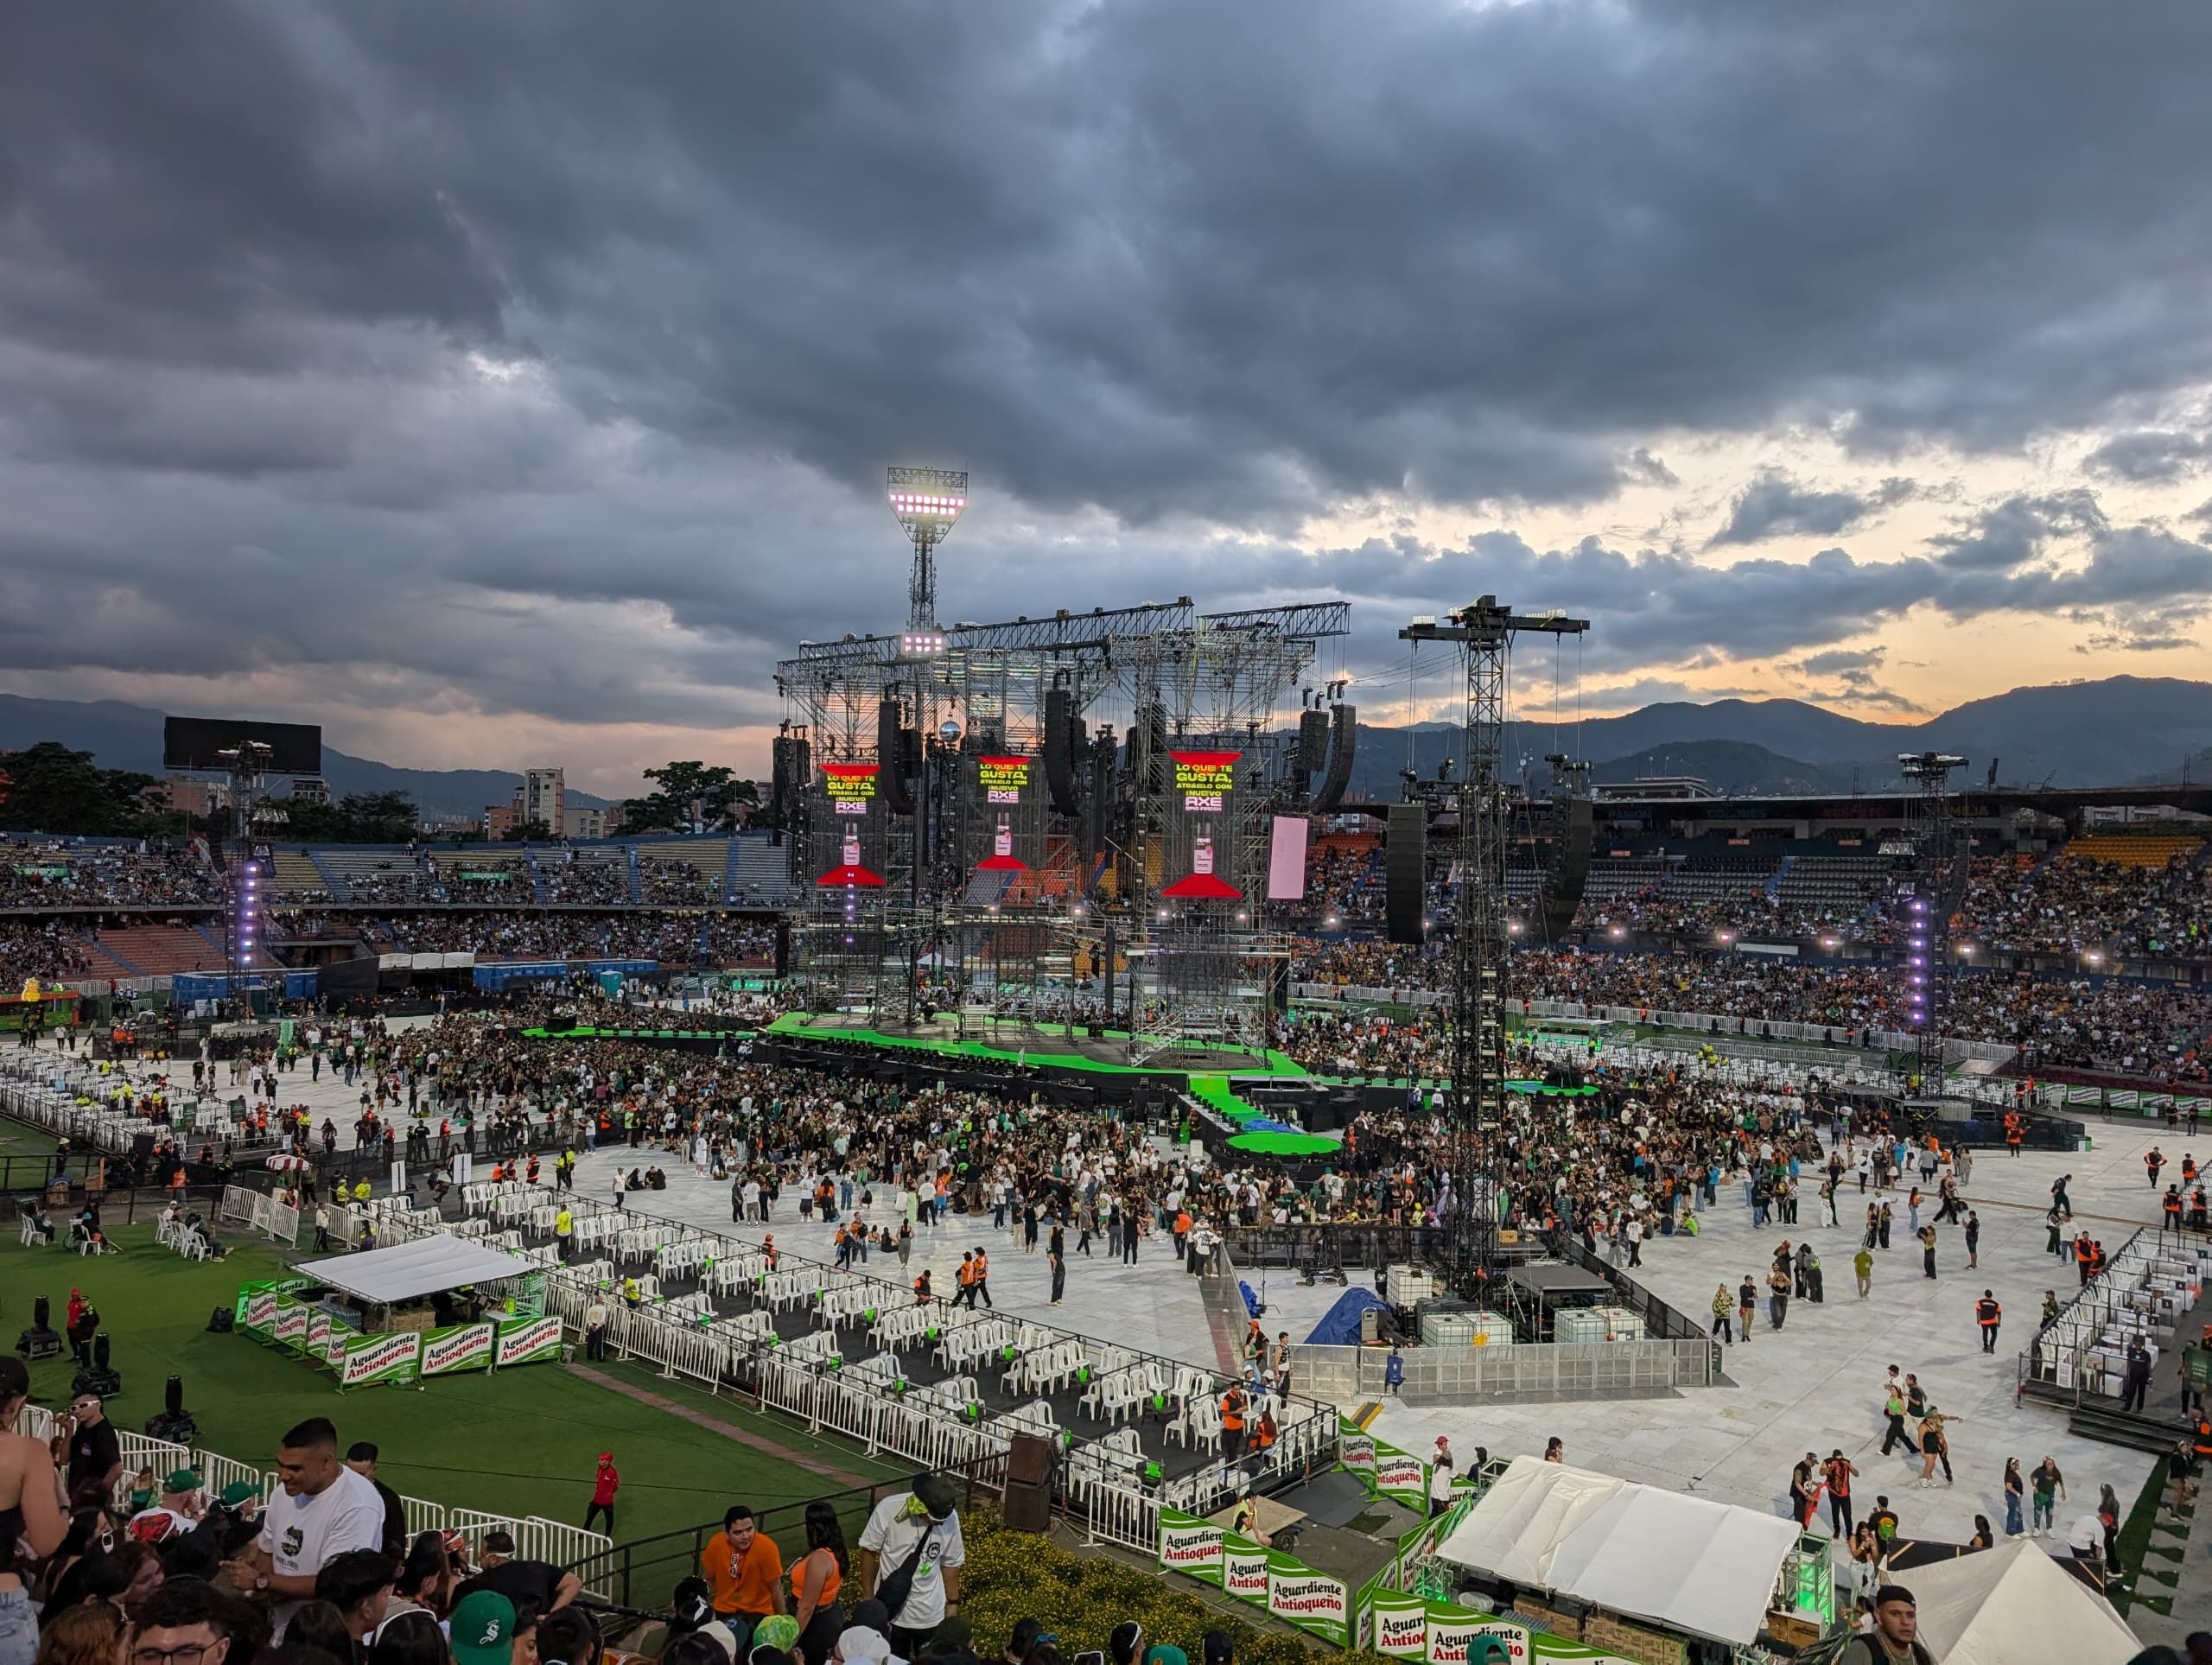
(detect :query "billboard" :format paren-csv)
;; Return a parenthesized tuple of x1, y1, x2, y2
(339, 1332, 421, 1389)
(973, 755, 1041, 874)
(816, 764, 886, 888)
(163, 717, 323, 774)
(1161, 750, 1243, 900)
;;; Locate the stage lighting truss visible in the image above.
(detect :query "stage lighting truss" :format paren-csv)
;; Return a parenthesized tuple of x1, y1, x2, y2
(887, 467, 969, 539)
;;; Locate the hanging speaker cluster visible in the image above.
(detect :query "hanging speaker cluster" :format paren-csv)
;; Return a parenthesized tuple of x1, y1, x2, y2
(1297, 709, 1332, 773)
(1310, 703, 1357, 812)
(1044, 686, 1084, 816)
(878, 699, 915, 815)
(1385, 801, 1426, 945)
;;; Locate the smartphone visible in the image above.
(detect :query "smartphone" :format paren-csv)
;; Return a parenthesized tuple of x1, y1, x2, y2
(1074, 1651, 1107, 1665)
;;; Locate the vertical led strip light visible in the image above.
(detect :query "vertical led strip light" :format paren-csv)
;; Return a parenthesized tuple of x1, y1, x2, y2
(237, 859, 262, 970)
(1905, 893, 1929, 1030)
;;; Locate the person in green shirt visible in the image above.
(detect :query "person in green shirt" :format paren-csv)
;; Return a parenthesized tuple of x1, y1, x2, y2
(1854, 1246, 1874, 1300)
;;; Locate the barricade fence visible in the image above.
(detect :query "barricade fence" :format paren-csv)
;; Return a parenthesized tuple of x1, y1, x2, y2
(7, 1401, 613, 1583)
(461, 1179, 1319, 1545)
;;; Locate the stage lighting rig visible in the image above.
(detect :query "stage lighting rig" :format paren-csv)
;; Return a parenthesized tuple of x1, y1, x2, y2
(887, 467, 968, 629)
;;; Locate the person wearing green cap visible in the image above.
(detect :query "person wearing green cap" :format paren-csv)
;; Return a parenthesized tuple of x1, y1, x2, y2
(451, 1588, 518, 1665)
(126, 1469, 205, 1545)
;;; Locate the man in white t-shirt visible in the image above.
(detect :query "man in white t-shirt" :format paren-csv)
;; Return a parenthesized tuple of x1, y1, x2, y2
(224, 1416, 389, 1636)
(855, 1473, 965, 1660)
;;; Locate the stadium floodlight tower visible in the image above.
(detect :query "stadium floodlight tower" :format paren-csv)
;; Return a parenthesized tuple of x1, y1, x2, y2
(1898, 751, 1968, 1100)
(887, 467, 969, 632)
(1402, 597, 1588, 1298)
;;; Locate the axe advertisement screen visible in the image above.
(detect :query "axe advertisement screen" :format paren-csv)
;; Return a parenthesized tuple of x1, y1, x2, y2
(1162, 749, 1243, 900)
(823, 761, 878, 816)
(1173, 750, 1238, 813)
(979, 755, 1031, 804)
(816, 763, 885, 887)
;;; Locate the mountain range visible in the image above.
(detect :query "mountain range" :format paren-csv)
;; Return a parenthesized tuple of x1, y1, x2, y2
(3, 675, 2209, 816)
(0, 695, 613, 817)
(1347, 674, 2212, 798)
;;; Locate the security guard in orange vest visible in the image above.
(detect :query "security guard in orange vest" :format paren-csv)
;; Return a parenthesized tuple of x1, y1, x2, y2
(956, 1252, 978, 1307)
(2192, 1413, 2212, 1471)
(1220, 1382, 1249, 1461)
(1975, 1291, 2002, 1354)
(972, 1248, 994, 1310)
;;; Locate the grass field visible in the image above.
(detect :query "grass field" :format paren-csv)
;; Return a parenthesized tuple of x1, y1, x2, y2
(1, 1223, 906, 1544)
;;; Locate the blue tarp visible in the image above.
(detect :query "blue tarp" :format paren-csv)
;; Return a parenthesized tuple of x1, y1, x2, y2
(171, 970, 318, 1003)
(1305, 1286, 1389, 1347)
(473, 957, 658, 990)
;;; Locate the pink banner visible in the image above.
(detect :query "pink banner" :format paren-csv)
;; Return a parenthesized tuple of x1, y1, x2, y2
(1267, 816, 1309, 900)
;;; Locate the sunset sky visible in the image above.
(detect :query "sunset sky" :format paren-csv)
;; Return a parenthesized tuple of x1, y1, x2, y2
(3, 2, 2209, 796)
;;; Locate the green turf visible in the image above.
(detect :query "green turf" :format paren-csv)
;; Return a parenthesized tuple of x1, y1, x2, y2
(2, 1224, 905, 1541)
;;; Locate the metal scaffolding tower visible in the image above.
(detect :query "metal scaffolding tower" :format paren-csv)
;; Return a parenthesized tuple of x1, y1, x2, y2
(1899, 751, 1968, 1096)
(1402, 598, 1588, 1295)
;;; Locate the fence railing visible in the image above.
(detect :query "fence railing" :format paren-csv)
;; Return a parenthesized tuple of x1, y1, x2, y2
(565, 1468, 998, 1610)
(9, 1399, 613, 1580)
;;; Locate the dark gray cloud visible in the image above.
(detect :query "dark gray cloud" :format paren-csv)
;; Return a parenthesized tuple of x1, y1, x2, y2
(1792, 647, 1888, 677)
(2084, 429, 2212, 484)
(3, 0, 2212, 767)
(1925, 490, 2107, 571)
(1708, 469, 1916, 545)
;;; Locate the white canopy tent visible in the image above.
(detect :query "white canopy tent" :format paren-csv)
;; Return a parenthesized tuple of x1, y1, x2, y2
(1893, 1540, 2136, 1665)
(297, 1236, 533, 1304)
(1435, 1457, 1802, 1647)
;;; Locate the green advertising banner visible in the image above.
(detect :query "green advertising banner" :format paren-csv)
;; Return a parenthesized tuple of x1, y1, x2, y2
(494, 1315, 563, 1367)
(339, 1331, 421, 1389)
(421, 1322, 498, 1378)
(272, 1298, 311, 1350)
(1158, 1509, 1226, 1584)
(245, 1289, 281, 1335)
(1158, 1509, 1346, 1648)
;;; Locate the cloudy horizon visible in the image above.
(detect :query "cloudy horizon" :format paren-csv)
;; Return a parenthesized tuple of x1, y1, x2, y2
(4, 1, 2209, 797)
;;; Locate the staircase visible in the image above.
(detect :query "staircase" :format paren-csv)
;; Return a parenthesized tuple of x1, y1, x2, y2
(1764, 856, 1794, 900)
(78, 932, 142, 976)
(525, 849, 551, 904)
(94, 925, 247, 975)
(2068, 1399, 2192, 1456)
(308, 848, 342, 894)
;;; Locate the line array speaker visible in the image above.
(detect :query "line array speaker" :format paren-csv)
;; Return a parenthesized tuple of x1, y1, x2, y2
(1311, 703, 1357, 812)
(1541, 796, 1596, 942)
(1385, 801, 1427, 945)
(878, 699, 915, 816)
(1297, 709, 1332, 772)
(1044, 686, 1083, 816)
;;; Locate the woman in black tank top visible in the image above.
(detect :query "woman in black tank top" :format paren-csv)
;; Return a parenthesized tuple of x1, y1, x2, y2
(0, 1355, 71, 1665)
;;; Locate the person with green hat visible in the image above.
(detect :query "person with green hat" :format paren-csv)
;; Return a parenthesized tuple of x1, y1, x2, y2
(450, 1588, 518, 1665)
(126, 1469, 205, 1545)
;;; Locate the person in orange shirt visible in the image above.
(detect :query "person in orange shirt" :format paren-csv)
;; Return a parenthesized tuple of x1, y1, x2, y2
(698, 1505, 785, 1651)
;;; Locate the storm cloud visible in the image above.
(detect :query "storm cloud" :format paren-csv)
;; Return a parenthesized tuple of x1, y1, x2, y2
(3, 0, 2212, 783)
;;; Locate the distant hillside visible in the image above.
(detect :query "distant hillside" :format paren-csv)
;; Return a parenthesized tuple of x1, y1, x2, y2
(1583, 741, 1854, 797)
(1335, 675, 2212, 797)
(0, 695, 613, 817)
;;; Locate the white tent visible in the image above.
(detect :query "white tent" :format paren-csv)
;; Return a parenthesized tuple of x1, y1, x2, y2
(1435, 1457, 1802, 1646)
(297, 1236, 533, 1304)
(1895, 1540, 2137, 1665)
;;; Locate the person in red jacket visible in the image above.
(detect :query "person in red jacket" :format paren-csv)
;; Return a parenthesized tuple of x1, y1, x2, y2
(585, 1452, 620, 1535)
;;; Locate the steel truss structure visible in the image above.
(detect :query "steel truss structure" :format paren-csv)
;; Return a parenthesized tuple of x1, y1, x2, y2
(1899, 751, 1969, 1098)
(1402, 598, 1588, 1297)
(776, 591, 1348, 1045)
